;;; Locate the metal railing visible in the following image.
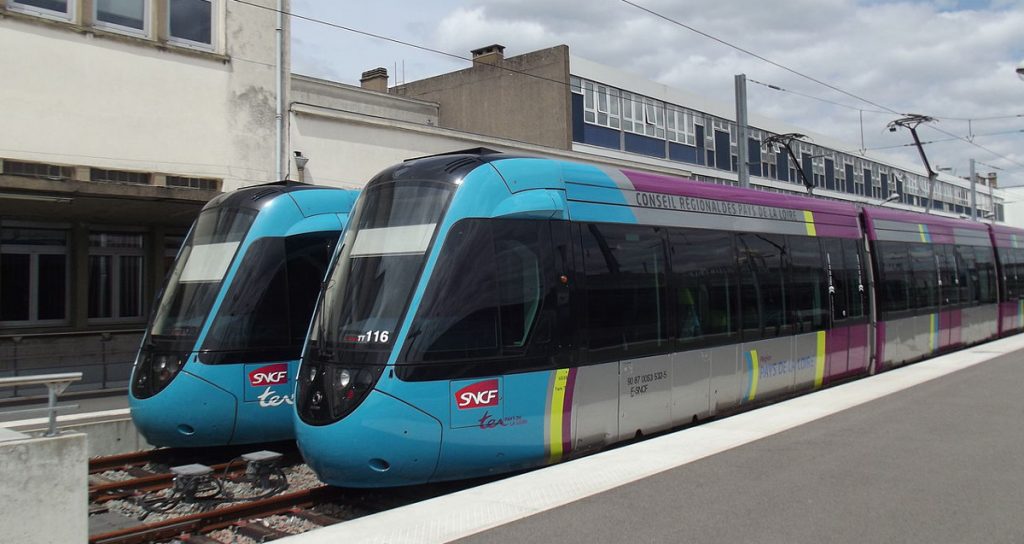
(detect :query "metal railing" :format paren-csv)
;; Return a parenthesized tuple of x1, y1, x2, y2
(0, 373, 82, 436)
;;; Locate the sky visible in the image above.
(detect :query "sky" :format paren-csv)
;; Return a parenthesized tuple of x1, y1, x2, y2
(290, 0, 1024, 189)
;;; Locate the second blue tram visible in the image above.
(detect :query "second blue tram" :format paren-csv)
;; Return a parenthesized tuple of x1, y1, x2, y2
(130, 182, 359, 447)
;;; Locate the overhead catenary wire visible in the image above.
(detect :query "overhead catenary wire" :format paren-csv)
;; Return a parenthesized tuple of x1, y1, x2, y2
(232, 0, 1024, 177)
(747, 78, 1024, 124)
(616, 0, 1024, 173)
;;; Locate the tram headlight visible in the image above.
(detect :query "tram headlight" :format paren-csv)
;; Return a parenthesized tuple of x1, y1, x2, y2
(335, 369, 352, 389)
(297, 363, 384, 424)
(131, 350, 187, 399)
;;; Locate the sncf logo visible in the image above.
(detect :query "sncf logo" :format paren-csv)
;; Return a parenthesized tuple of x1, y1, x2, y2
(249, 363, 288, 387)
(454, 379, 500, 410)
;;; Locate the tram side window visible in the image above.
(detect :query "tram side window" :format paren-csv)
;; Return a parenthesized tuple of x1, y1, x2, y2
(843, 238, 867, 319)
(876, 241, 910, 316)
(405, 220, 500, 361)
(974, 246, 998, 304)
(405, 219, 556, 364)
(1000, 248, 1018, 300)
(668, 228, 738, 348)
(956, 245, 978, 305)
(787, 235, 827, 332)
(1005, 248, 1024, 301)
(936, 244, 959, 306)
(908, 243, 937, 310)
(1014, 248, 1024, 299)
(737, 233, 788, 339)
(581, 223, 669, 359)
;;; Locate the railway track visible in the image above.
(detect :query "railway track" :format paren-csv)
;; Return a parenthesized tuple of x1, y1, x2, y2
(87, 444, 349, 543)
(87, 445, 483, 543)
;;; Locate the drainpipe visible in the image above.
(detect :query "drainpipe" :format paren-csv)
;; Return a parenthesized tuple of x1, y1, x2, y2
(275, 0, 284, 180)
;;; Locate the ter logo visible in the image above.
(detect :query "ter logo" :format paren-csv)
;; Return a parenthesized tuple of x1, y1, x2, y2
(454, 379, 500, 410)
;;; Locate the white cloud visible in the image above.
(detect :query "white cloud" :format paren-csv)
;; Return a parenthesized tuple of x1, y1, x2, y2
(292, 0, 1024, 185)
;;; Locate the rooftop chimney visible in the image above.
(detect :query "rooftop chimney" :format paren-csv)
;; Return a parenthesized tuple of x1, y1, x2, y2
(471, 44, 505, 66)
(986, 172, 998, 188)
(360, 67, 389, 93)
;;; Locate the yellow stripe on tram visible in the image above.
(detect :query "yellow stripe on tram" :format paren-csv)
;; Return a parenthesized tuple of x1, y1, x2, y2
(548, 369, 570, 462)
(803, 210, 817, 237)
(747, 350, 759, 402)
(814, 330, 827, 389)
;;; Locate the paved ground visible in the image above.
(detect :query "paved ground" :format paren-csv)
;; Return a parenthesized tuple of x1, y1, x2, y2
(458, 348, 1024, 544)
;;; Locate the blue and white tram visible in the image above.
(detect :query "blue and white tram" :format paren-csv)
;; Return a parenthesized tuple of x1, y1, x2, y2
(130, 182, 359, 447)
(294, 150, 891, 487)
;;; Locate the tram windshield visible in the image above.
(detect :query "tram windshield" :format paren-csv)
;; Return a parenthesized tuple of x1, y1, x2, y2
(309, 181, 453, 363)
(148, 206, 257, 348)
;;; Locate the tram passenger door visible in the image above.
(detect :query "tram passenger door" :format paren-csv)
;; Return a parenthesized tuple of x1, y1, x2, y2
(824, 240, 849, 377)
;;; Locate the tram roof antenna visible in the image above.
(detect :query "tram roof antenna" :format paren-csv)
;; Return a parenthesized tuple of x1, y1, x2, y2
(763, 133, 814, 196)
(887, 114, 938, 213)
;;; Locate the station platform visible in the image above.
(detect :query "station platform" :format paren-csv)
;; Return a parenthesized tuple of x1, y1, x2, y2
(281, 332, 1024, 544)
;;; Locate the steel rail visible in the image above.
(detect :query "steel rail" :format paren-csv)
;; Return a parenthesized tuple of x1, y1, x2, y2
(88, 485, 340, 544)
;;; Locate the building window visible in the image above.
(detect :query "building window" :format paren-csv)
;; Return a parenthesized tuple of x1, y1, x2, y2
(6, 0, 218, 52)
(582, 80, 621, 130)
(169, 0, 213, 47)
(667, 107, 696, 146)
(8, 0, 72, 20)
(164, 233, 185, 275)
(622, 93, 664, 138)
(88, 232, 145, 320)
(2, 160, 75, 180)
(0, 226, 68, 324)
(91, 168, 151, 185)
(166, 175, 220, 190)
(95, 0, 148, 36)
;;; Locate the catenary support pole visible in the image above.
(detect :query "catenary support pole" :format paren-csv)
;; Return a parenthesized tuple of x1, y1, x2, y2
(735, 74, 750, 189)
(970, 158, 978, 221)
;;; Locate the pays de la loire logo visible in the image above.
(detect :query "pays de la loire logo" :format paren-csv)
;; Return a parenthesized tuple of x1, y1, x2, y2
(454, 379, 500, 410)
(249, 363, 288, 387)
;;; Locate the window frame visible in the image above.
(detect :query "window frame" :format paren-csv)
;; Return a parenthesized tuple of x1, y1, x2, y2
(0, 224, 70, 327)
(167, 0, 217, 51)
(93, 0, 150, 38)
(87, 230, 147, 323)
(7, 0, 74, 22)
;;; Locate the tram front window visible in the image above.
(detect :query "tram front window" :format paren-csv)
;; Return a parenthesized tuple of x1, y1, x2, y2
(149, 206, 256, 349)
(309, 181, 454, 364)
(199, 232, 339, 364)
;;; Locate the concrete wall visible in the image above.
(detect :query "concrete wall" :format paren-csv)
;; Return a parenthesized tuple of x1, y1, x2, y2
(0, 432, 87, 544)
(1002, 187, 1024, 228)
(393, 46, 572, 151)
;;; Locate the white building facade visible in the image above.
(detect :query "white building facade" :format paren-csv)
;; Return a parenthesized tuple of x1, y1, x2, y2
(0, 0, 286, 392)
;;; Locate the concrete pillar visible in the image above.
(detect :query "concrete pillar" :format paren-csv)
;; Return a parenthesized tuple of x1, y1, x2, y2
(0, 432, 87, 544)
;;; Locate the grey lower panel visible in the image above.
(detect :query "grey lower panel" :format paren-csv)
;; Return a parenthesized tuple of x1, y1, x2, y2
(571, 363, 618, 455)
(709, 344, 740, 415)
(571, 331, 835, 451)
(671, 349, 711, 425)
(618, 355, 673, 439)
(962, 304, 998, 345)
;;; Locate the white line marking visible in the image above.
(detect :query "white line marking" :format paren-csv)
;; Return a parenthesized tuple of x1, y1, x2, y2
(1, 408, 131, 429)
(281, 333, 1024, 544)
